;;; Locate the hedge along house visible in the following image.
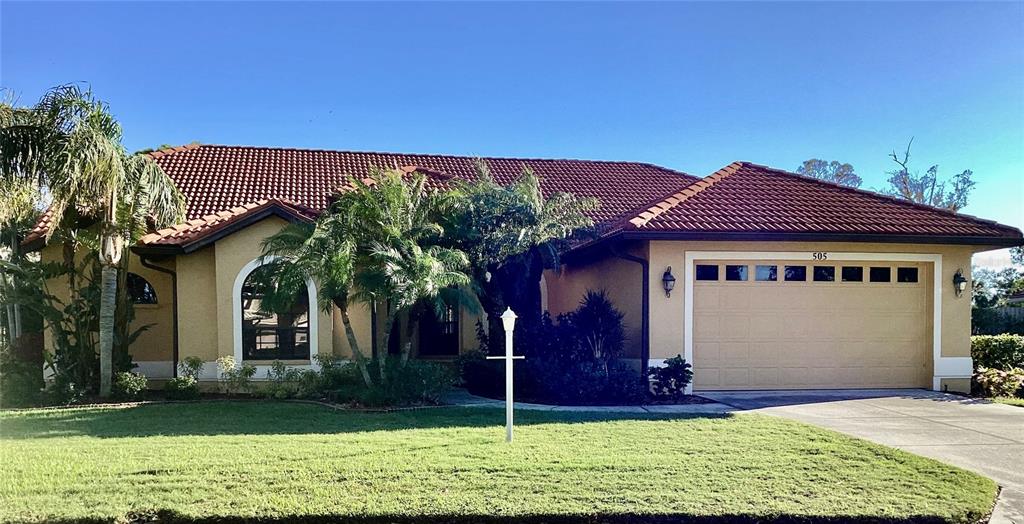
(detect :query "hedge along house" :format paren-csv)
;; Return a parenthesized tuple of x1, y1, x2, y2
(25, 144, 1023, 393)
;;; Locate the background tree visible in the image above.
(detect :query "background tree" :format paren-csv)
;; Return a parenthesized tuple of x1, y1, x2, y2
(796, 159, 862, 187)
(0, 95, 46, 348)
(883, 138, 975, 211)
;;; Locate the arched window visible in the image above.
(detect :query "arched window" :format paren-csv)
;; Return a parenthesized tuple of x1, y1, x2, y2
(239, 264, 310, 360)
(126, 273, 158, 304)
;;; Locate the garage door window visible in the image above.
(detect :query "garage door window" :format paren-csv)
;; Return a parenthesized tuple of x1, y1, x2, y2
(897, 267, 919, 283)
(696, 265, 719, 281)
(755, 265, 777, 281)
(784, 265, 807, 281)
(813, 266, 835, 282)
(725, 265, 748, 281)
(842, 266, 863, 282)
(870, 267, 891, 282)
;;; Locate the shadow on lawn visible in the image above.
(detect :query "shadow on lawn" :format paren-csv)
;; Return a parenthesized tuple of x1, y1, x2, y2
(41, 510, 967, 524)
(0, 401, 732, 439)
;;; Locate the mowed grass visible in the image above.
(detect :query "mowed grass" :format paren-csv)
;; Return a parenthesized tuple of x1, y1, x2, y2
(993, 396, 1024, 407)
(0, 402, 996, 524)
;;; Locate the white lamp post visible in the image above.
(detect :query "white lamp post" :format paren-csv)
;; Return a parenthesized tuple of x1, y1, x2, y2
(487, 307, 524, 442)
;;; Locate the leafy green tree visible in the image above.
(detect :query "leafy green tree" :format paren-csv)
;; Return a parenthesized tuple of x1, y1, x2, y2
(973, 266, 1024, 308)
(884, 139, 975, 211)
(0, 85, 184, 397)
(796, 159, 862, 187)
(444, 159, 598, 344)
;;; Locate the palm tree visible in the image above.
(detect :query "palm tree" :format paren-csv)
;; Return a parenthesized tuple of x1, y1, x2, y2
(0, 85, 184, 396)
(261, 169, 471, 384)
(259, 218, 374, 386)
(444, 159, 598, 343)
(339, 169, 471, 378)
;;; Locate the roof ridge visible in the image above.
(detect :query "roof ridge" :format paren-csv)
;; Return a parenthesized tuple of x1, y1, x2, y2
(625, 161, 745, 229)
(146, 142, 201, 160)
(743, 161, 1019, 233)
(173, 143, 694, 172)
(138, 198, 316, 247)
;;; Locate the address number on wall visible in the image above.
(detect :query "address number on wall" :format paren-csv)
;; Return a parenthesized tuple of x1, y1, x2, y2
(811, 252, 828, 260)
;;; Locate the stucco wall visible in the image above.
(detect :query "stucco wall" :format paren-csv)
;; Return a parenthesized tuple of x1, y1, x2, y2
(544, 245, 645, 359)
(39, 244, 175, 375)
(177, 246, 219, 362)
(177, 216, 334, 367)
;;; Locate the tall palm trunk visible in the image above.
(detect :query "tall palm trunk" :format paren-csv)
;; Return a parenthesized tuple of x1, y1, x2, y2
(97, 188, 123, 398)
(379, 309, 398, 383)
(98, 263, 117, 397)
(338, 307, 373, 387)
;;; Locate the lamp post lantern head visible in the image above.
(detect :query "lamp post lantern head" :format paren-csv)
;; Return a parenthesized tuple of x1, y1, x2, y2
(953, 269, 968, 297)
(500, 307, 518, 332)
(662, 266, 676, 297)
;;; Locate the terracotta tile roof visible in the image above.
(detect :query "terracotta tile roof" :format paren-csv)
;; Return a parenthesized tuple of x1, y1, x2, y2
(616, 161, 1022, 241)
(137, 198, 317, 252)
(151, 144, 699, 227)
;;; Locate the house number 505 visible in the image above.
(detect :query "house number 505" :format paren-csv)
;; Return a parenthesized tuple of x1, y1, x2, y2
(812, 252, 828, 260)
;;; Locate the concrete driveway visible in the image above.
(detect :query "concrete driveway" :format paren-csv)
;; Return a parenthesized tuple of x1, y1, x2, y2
(701, 389, 1024, 523)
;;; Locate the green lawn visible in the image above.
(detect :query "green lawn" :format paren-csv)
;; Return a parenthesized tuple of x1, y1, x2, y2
(0, 402, 996, 524)
(993, 396, 1024, 407)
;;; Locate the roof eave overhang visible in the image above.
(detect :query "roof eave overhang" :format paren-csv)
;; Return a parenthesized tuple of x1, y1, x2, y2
(132, 206, 313, 257)
(566, 229, 1024, 261)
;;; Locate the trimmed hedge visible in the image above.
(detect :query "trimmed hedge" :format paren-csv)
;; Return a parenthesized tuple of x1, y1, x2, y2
(971, 334, 1024, 370)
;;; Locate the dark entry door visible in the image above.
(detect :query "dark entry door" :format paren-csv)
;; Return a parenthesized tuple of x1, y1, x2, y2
(418, 305, 460, 357)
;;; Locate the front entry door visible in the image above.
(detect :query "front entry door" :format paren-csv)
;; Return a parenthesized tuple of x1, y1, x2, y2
(418, 305, 460, 357)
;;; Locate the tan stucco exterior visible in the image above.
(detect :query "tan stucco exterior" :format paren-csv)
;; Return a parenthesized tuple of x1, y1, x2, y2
(544, 244, 645, 360)
(543, 239, 990, 393)
(40, 217, 994, 393)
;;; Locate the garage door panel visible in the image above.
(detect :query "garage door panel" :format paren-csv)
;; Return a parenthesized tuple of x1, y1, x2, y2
(719, 287, 752, 309)
(693, 259, 931, 390)
(722, 368, 750, 387)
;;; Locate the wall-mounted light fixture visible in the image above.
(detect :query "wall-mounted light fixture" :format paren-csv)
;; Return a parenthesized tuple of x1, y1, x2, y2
(953, 269, 968, 297)
(662, 266, 676, 297)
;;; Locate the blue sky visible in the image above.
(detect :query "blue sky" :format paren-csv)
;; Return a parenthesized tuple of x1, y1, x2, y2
(2, 1, 1022, 265)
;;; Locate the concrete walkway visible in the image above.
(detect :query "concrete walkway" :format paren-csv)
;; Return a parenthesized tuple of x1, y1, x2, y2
(701, 389, 1024, 523)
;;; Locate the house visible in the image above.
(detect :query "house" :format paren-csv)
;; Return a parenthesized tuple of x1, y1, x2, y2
(25, 144, 1024, 394)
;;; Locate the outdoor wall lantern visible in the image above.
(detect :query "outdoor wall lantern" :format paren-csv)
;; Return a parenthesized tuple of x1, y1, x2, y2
(953, 269, 968, 297)
(662, 266, 676, 297)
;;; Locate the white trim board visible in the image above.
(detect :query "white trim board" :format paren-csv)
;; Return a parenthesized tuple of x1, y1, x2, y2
(681, 251, 966, 394)
(232, 256, 320, 371)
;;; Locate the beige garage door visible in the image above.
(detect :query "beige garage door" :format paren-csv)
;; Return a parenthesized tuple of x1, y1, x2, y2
(692, 260, 932, 390)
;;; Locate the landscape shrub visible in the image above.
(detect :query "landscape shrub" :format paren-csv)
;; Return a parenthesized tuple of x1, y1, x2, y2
(464, 290, 646, 405)
(649, 356, 694, 401)
(112, 371, 147, 400)
(972, 334, 1024, 370)
(178, 356, 204, 380)
(164, 376, 200, 400)
(456, 350, 503, 396)
(332, 358, 457, 407)
(0, 354, 43, 408)
(973, 367, 1024, 398)
(216, 356, 257, 395)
